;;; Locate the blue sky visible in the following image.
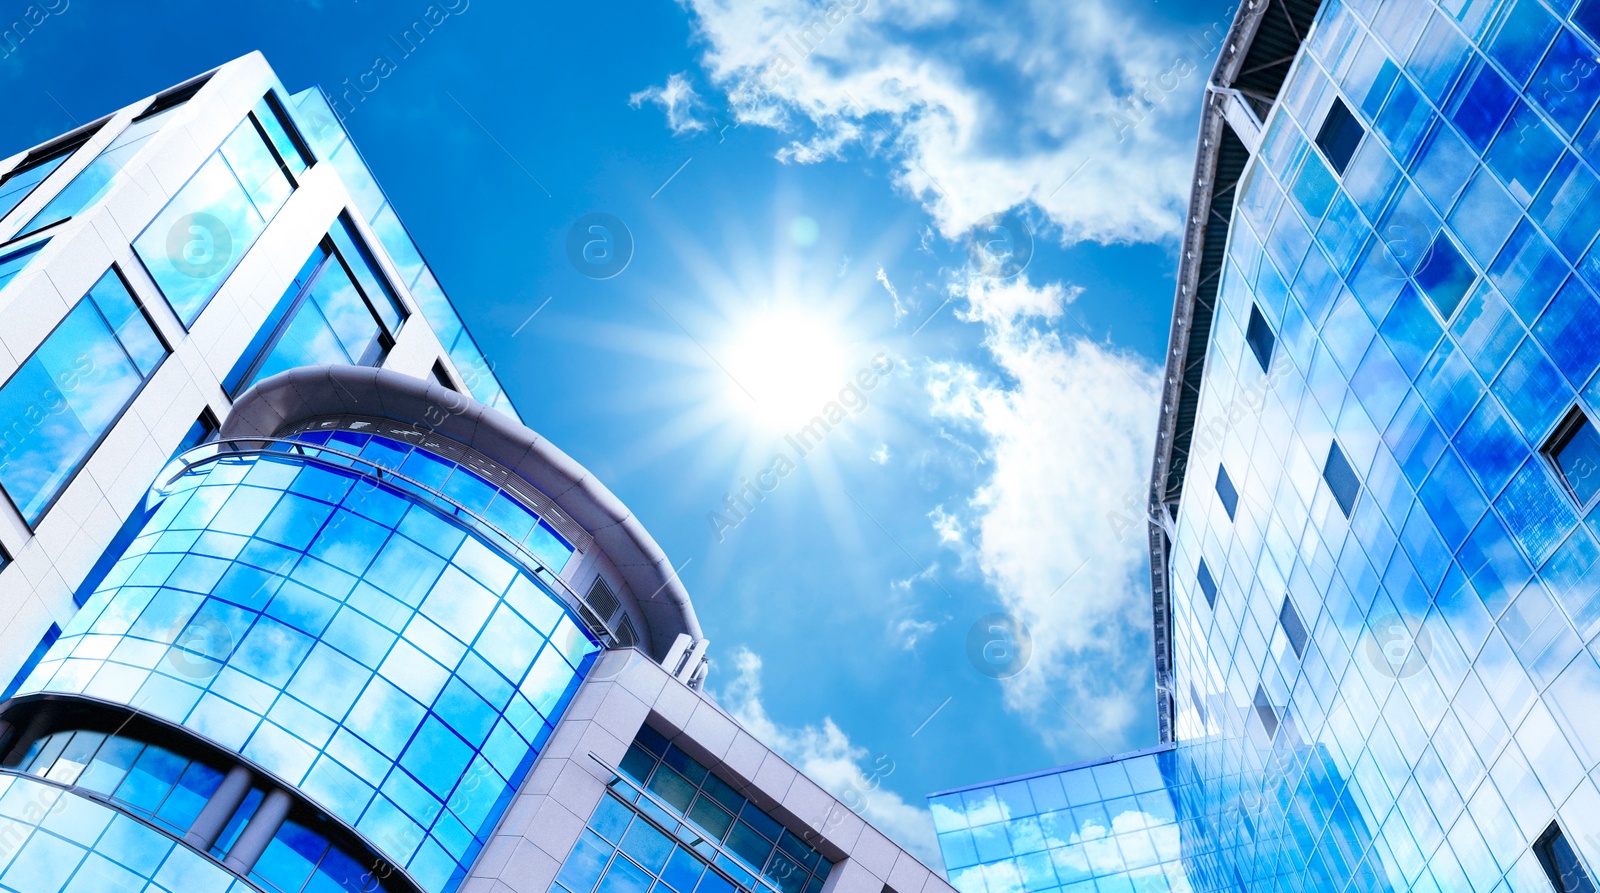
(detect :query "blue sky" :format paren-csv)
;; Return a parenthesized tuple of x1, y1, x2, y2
(3, 0, 1236, 862)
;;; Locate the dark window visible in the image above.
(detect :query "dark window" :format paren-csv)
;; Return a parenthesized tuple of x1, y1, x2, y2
(0, 119, 103, 224)
(1215, 465, 1239, 520)
(1415, 232, 1475, 318)
(1315, 97, 1365, 174)
(135, 73, 212, 121)
(1252, 685, 1279, 739)
(1323, 442, 1361, 517)
(431, 360, 457, 391)
(1535, 822, 1598, 893)
(1, 624, 56, 701)
(1245, 305, 1276, 373)
(1545, 407, 1600, 506)
(1197, 560, 1218, 609)
(1279, 597, 1308, 658)
(175, 409, 220, 456)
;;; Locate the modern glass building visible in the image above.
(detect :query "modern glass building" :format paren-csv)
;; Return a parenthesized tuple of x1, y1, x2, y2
(0, 56, 949, 893)
(932, 0, 1600, 890)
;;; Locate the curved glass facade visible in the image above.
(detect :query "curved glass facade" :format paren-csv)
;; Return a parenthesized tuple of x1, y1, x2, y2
(16, 439, 602, 893)
(0, 772, 251, 893)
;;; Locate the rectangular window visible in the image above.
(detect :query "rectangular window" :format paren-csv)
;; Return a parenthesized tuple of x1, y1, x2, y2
(0, 267, 169, 524)
(1535, 822, 1598, 893)
(1316, 97, 1365, 173)
(1197, 560, 1218, 609)
(0, 121, 102, 225)
(20, 103, 190, 238)
(0, 239, 48, 292)
(1245, 304, 1276, 372)
(133, 94, 310, 327)
(1545, 407, 1600, 506)
(1323, 442, 1361, 517)
(1215, 465, 1239, 520)
(1279, 596, 1308, 658)
(222, 214, 406, 397)
(175, 408, 220, 456)
(136, 73, 213, 122)
(1252, 685, 1279, 738)
(1, 624, 57, 701)
(1415, 231, 1476, 318)
(431, 360, 457, 391)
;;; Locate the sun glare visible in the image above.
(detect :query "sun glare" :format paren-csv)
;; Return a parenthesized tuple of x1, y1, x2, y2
(723, 308, 853, 430)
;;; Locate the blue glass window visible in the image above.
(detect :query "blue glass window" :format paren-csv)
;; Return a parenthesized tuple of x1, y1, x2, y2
(1488, 0, 1559, 84)
(1214, 465, 1239, 520)
(1315, 98, 1364, 174)
(1245, 304, 1275, 372)
(223, 214, 406, 396)
(1535, 821, 1598, 893)
(1323, 441, 1361, 517)
(1447, 57, 1517, 152)
(133, 94, 306, 326)
(1545, 408, 1600, 505)
(174, 409, 220, 457)
(1414, 231, 1476, 318)
(580, 727, 833, 893)
(1487, 101, 1564, 203)
(1252, 685, 1279, 738)
(20, 104, 184, 237)
(0, 238, 47, 292)
(1197, 560, 1217, 609)
(1529, 29, 1600, 136)
(0, 149, 73, 222)
(0, 266, 168, 524)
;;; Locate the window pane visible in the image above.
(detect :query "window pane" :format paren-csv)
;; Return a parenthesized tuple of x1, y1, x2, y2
(134, 150, 265, 325)
(0, 153, 70, 221)
(23, 107, 179, 234)
(0, 268, 163, 523)
(221, 117, 291, 219)
(0, 239, 48, 292)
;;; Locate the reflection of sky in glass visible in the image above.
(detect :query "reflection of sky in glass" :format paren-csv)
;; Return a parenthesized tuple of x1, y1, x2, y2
(938, 2, 1600, 890)
(0, 269, 164, 523)
(21, 451, 599, 891)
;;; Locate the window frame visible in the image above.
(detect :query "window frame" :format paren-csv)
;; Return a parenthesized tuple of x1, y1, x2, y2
(223, 217, 405, 399)
(0, 264, 172, 529)
(1534, 821, 1599, 893)
(0, 117, 109, 236)
(1541, 405, 1600, 511)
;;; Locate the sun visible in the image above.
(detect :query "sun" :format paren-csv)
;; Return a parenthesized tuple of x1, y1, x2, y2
(722, 307, 853, 431)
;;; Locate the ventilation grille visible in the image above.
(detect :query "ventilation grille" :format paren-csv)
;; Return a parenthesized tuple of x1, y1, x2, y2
(586, 577, 620, 621)
(279, 414, 593, 553)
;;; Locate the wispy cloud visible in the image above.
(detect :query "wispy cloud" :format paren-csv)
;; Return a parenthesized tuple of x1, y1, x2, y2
(630, 72, 710, 135)
(928, 272, 1160, 753)
(876, 265, 909, 323)
(679, 0, 1222, 242)
(716, 647, 942, 865)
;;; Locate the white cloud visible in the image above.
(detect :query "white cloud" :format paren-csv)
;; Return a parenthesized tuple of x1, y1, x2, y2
(876, 265, 909, 323)
(630, 72, 710, 135)
(717, 647, 943, 865)
(928, 272, 1160, 752)
(678, 0, 1230, 242)
(870, 443, 891, 464)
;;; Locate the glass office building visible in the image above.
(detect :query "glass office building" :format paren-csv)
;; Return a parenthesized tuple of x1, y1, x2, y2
(933, 0, 1600, 890)
(0, 54, 949, 893)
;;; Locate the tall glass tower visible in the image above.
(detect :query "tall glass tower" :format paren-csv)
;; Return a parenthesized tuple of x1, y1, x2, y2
(0, 55, 949, 893)
(932, 0, 1600, 890)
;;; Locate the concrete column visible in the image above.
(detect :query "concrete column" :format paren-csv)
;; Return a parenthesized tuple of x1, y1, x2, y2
(222, 787, 292, 874)
(185, 764, 254, 852)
